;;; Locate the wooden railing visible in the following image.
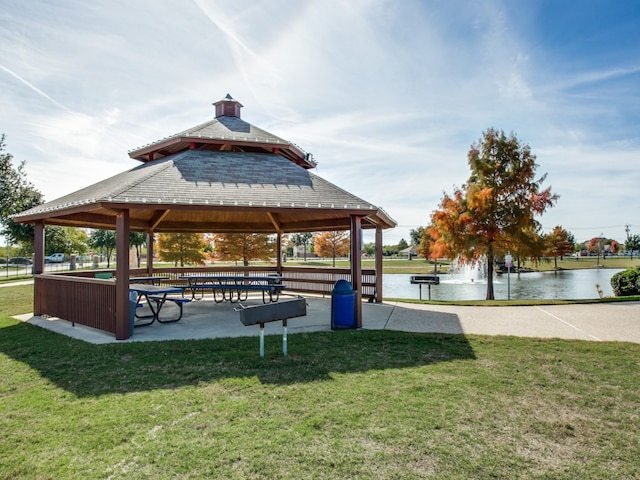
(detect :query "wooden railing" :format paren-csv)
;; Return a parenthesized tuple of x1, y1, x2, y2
(280, 267, 377, 298)
(139, 266, 377, 298)
(34, 274, 117, 334)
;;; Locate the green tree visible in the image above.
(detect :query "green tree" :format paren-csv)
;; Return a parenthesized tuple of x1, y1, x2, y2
(89, 230, 117, 268)
(625, 234, 640, 260)
(430, 128, 558, 300)
(129, 232, 147, 267)
(213, 233, 275, 266)
(45, 227, 89, 256)
(397, 238, 409, 250)
(409, 227, 424, 246)
(0, 135, 44, 248)
(158, 233, 207, 266)
(544, 226, 574, 269)
(362, 242, 376, 256)
(382, 245, 399, 256)
(291, 232, 313, 261)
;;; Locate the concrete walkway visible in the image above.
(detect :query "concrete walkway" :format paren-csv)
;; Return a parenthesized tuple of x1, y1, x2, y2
(15, 294, 640, 345)
(380, 301, 640, 343)
(0, 279, 34, 287)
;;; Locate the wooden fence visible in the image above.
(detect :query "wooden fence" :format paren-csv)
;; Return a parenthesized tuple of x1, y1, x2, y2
(34, 274, 117, 334)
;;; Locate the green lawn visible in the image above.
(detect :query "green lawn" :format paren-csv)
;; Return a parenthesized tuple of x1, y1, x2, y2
(1, 284, 639, 479)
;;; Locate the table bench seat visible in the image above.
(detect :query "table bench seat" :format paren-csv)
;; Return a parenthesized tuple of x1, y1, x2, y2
(148, 296, 192, 323)
(188, 284, 285, 292)
(187, 282, 286, 303)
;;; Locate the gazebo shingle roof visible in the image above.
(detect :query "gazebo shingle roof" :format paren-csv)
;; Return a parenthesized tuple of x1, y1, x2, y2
(13, 95, 395, 234)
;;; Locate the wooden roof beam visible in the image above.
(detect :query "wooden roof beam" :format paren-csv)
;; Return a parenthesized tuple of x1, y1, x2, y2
(267, 212, 282, 233)
(148, 209, 171, 231)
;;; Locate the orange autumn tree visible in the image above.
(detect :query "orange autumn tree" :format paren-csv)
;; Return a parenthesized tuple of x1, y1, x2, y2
(429, 128, 558, 300)
(314, 231, 350, 267)
(417, 223, 451, 274)
(213, 233, 275, 266)
(544, 225, 575, 269)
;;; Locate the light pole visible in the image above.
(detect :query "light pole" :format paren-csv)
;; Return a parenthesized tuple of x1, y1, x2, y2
(4, 235, 9, 278)
(505, 252, 513, 300)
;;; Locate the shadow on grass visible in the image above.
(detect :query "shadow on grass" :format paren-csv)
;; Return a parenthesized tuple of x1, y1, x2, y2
(0, 317, 475, 397)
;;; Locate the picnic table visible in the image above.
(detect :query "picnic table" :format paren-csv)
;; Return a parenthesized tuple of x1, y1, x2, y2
(130, 284, 190, 326)
(179, 275, 285, 303)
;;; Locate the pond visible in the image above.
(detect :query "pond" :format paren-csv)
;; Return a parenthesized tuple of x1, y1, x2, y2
(384, 269, 624, 301)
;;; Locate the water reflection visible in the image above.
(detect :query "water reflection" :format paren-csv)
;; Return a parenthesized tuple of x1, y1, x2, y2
(385, 269, 624, 301)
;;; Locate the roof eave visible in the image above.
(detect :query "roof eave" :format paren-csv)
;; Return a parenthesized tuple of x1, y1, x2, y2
(128, 136, 316, 167)
(12, 200, 394, 230)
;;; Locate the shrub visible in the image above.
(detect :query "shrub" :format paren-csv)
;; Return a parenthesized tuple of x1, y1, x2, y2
(611, 266, 640, 296)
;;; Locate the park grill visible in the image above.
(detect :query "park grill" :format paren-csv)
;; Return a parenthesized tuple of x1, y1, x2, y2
(236, 296, 307, 357)
(410, 275, 440, 300)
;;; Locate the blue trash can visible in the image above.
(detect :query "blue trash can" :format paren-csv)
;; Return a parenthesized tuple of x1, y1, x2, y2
(331, 280, 356, 330)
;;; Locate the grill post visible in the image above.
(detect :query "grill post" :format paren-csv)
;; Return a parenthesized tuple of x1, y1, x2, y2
(236, 297, 306, 358)
(260, 324, 265, 358)
(410, 276, 439, 301)
(283, 319, 288, 356)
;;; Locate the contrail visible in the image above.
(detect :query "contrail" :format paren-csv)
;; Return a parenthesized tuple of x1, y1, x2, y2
(0, 63, 74, 113)
(192, 0, 257, 60)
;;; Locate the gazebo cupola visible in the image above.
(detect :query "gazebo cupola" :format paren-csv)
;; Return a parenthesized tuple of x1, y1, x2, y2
(127, 93, 316, 169)
(213, 93, 243, 118)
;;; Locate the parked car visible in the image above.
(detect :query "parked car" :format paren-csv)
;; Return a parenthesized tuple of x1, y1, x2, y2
(48, 253, 65, 263)
(8, 257, 33, 266)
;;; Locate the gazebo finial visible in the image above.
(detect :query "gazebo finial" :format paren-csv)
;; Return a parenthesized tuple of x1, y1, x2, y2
(213, 93, 243, 118)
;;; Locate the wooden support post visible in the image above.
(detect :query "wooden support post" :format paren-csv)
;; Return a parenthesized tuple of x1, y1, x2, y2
(350, 216, 363, 328)
(33, 221, 45, 316)
(375, 226, 383, 303)
(276, 231, 283, 274)
(33, 221, 45, 275)
(146, 231, 154, 275)
(115, 210, 130, 340)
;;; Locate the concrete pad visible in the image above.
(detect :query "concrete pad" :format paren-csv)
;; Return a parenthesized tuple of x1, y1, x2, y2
(19, 296, 339, 344)
(17, 313, 120, 345)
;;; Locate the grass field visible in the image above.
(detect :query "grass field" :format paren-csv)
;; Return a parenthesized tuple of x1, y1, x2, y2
(1, 284, 639, 479)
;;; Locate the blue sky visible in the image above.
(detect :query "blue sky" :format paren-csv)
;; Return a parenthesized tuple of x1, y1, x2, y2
(1, 0, 639, 246)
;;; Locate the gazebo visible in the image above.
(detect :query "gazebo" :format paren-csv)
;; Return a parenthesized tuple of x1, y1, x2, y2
(13, 94, 396, 339)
